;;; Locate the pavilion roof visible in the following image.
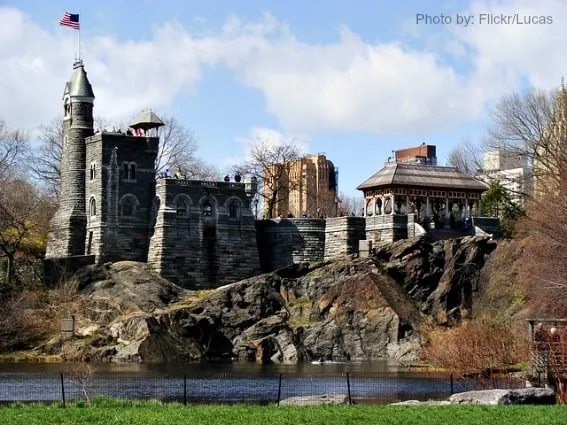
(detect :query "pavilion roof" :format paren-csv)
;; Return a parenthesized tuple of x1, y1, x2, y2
(356, 163, 489, 192)
(129, 110, 165, 130)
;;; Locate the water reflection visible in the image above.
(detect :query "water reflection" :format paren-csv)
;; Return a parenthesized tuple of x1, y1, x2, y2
(0, 361, 478, 404)
(0, 359, 404, 376)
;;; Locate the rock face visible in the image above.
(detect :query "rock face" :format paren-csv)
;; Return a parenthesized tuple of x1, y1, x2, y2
(46, 236, 497, 363)
(77, 261, 188, 315)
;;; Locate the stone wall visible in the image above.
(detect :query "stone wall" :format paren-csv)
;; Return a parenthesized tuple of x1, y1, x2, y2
(324, 217, 366, 259)
(148, 179, 261, 288)
(255, 218, 326, 271)
(365, 214, 408, 243)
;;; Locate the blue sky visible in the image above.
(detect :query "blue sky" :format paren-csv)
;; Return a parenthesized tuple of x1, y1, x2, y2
(2, 0, 567, 199)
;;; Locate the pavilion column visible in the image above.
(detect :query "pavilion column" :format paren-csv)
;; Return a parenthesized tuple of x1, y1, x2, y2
(478, 199, 482, 217)
(391, 194, 396, 215)
(425, 196, 430, 218)
(380, 196, 385, 215)
(406, 195, 410, 215)
(363, 198, 369, 217)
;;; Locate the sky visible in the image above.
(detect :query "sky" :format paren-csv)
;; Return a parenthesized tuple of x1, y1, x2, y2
(2, 0, 567, 199)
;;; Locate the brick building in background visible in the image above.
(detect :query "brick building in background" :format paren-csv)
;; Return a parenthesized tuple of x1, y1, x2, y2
(263, 154, 339, 218)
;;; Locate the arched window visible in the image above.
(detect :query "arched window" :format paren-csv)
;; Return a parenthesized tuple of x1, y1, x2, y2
(176, 199, 188, 217)
(365, 201, 373, 216)
(123, 162, 137, 181)
(64, 98, 71, 117)
(374, 199, 382, 215)
(202, 201, 213, 217)
(89, 163, 96, 180)
(89, 197, 96, 217)
(228, 201, 239, 218)
(120, 196, 137, 217)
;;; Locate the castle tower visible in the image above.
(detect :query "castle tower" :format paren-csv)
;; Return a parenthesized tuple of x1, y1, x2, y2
(46, 60, 95, 258)
(84, 110, 160, 264)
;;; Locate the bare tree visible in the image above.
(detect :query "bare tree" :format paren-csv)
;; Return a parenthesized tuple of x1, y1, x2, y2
(29, 118, 63, 198)
(29, 115, 219, 198)
(446, 137, 484, 176)
(232, 138, 303, 218)
(483, 86, 567, 302)
(155, 115, 195, 173)
(338, 193, 362, 216)
(154, 115, 220, 180)
(484, 88, 562, 197)
(0, 119, 28, 181)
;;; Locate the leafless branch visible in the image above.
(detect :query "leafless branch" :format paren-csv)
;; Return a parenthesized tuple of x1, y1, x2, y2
(0, 119, 28, 182)
(232, 138, 303, 218)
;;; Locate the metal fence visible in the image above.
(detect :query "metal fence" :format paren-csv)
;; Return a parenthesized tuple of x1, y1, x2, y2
(0, 370, 527, 406)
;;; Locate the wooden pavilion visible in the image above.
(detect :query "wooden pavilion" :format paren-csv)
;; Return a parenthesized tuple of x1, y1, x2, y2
(357, 153, 489, 229)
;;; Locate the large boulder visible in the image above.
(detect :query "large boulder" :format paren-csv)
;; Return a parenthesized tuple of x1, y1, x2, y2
(449, 388, 556, 405)
(279, 394, 350, 405)
(77, 261, 188, 315)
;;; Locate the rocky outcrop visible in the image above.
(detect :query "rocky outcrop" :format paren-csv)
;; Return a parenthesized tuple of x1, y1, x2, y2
(375, 236, 497, 325)
(77, 261, 188, 313)
(43, 236, 497, 364)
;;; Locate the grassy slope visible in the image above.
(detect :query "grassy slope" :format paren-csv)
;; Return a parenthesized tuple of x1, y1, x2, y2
(0, 404, 566, 425)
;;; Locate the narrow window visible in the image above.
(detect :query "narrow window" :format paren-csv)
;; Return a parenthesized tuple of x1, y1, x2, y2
(89, 197, 96, 216)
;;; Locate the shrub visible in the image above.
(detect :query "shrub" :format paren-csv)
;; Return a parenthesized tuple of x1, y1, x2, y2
(422, 314, 529, 374)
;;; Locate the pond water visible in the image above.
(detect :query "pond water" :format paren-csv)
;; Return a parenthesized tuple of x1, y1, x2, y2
(0, 361, 519, 404)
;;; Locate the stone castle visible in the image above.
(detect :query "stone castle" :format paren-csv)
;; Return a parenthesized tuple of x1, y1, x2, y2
(45, 60, 260, 288)
(46, 60, 499, 289)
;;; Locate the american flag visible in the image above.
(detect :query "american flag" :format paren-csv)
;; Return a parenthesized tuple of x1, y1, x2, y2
(59, 12, 80, 30)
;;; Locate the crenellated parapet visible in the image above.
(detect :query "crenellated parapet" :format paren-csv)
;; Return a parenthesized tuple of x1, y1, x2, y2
(147, 178, 261, 288)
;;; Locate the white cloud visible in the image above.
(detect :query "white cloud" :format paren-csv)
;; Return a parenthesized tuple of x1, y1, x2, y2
(2, 1, 567, 137)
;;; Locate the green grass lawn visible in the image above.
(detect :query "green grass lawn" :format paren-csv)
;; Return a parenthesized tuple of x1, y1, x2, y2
(0, 402, 566, 425)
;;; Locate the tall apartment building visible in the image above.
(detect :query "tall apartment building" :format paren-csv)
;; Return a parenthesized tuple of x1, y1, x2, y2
(263, 154, 338, 218)
(480, 149, 532, 208)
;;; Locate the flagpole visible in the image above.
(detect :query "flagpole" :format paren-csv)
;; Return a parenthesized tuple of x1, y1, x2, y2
(77, 10, 81, 61)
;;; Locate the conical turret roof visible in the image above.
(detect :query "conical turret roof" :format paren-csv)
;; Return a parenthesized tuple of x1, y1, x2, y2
(69, 60, 95, 98)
